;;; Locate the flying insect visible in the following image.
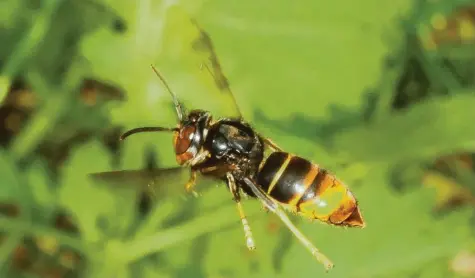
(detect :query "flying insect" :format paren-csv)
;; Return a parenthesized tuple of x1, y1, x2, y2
(91, 22, 365, 271)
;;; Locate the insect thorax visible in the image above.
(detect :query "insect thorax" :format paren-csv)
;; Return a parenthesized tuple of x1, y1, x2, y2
(202, 119, 264, 179)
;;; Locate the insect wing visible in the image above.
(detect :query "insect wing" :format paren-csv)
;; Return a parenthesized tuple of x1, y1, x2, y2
(89, 167, 219, 200)
(156, 8, 243, 120)
(89, 167, 190, 200)
(190, 20, 243, 119)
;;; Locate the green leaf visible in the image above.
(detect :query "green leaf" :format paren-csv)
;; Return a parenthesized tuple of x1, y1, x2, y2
(122, 200, 262, 264)
(0, 150, 22, 201)
(9, 57, 87, 161)
(0, 0, 64, 78)
(3, 0, 474, 277)
(0, 214, 83, 251)
(59, 141, 137, 243)
(332, 94, 475, 163)
(202, 202, 283, 277)
(26, 159, 56, 211)
(195, 0, 412, 122)
(0, 76, 9, 102)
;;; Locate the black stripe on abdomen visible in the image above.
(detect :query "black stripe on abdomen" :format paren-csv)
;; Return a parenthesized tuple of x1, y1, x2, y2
(257, 152, 289, 192)
(265, 156, 312, 203)
(297, 168, 329, 204)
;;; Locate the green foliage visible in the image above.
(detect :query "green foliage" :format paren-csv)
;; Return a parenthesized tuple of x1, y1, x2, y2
(1, 0, 474, 277)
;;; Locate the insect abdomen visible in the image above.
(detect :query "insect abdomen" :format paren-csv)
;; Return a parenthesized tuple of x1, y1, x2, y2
(257, 152, 364, 227)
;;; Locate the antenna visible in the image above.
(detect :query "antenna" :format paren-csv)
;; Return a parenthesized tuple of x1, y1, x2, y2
(120, 126, 179, 141)
(150, 64, 184, 121)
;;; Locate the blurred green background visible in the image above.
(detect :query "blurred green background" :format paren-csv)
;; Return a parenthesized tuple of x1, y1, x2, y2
(1, 0, 475, 277)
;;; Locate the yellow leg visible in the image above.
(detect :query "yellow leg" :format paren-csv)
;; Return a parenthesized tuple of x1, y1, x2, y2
(236, 200, 255, 250)
(185, 171, 198, 197)
(226, 173, 256, 250)
(259, 135, 283, 152)
(242, 177, 334, 271)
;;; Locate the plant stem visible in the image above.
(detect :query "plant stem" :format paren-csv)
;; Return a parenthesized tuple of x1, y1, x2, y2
(0, 215, 84, 252)
(123, 202, 263, 263)
(1, 0, 64, 78)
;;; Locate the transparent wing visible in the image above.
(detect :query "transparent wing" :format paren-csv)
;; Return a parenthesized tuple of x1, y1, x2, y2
(156, 9, 243, 120)
(190, 19, 243, 119)
(89, 13, 243, 198)
(89, 167, 216, 200)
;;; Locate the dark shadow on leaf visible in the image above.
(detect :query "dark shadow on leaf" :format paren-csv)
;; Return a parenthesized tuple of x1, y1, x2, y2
(392, 54, 433, 111)
(253, 103, 364, 150)
(136, 146, 161, 217)
(432, 201, 472, 219)
(272, 227, 293, 272)
(249, 260, 259, 273)
(387, 161, 428, 193)
(218, 269, 235, 278)
(172, 234, 210, 278)
(111, 18, 127, 33)
(160, 198, 199, 229)
(360, 89, 379, 122)
(101, 126, 123, 169)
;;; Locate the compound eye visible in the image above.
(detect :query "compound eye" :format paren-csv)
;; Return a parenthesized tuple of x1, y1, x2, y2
(174, 125, 196, 154)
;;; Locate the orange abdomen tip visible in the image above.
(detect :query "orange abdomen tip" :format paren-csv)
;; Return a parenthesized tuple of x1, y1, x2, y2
(336, 206, 365, 228)
(328, 190, 365, 228)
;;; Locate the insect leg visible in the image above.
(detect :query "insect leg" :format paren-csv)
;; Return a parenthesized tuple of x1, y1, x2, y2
(242, 178, 334, 271)
(226, 173, 255, 250)
(185, 170, 198, 197)
(258, 135, 283, 152)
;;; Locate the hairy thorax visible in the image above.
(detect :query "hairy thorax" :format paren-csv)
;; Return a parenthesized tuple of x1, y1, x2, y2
(200, 119, 264, 181)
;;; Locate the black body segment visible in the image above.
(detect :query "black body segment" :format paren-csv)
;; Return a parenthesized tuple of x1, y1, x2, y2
(257, 152, 289, 192)
(257, 152, 314, 203)
(199, 119, 264, 183)
(205, 120, 258, 159)
(271, 156, 313, 203)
